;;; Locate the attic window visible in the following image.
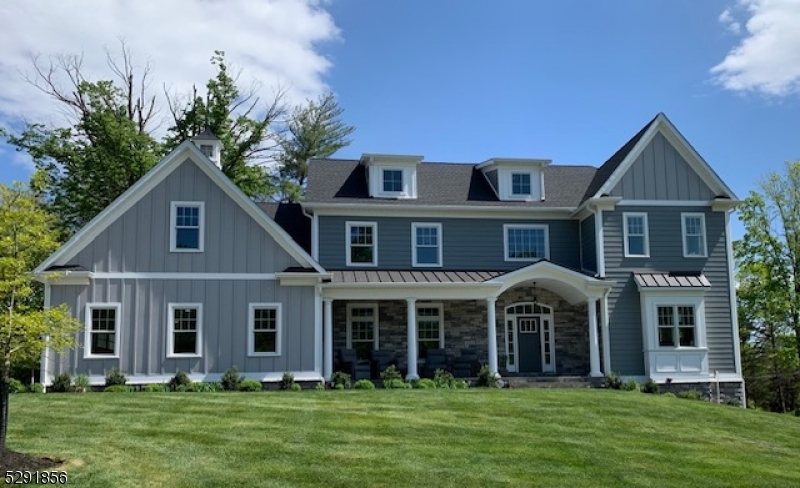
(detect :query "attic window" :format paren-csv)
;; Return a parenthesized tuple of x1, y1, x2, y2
(511, 173, 532, 196)
(199, 144, 214, 158)
(383, 169, 403, 193)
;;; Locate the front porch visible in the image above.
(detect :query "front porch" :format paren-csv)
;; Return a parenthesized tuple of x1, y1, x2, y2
(320, 261, 614, 381)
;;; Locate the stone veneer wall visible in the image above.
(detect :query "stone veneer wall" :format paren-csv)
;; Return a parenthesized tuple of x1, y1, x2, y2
(659, 381, 744, 406)
(331, 285, 592, 376)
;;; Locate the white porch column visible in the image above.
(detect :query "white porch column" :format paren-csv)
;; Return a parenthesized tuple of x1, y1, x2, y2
(588, 297, 602, 377)
(323, 298, 334, 381)
(600, 293, 611, 375)
(406, 298, 419, 381)
(486, 297, 499, 378)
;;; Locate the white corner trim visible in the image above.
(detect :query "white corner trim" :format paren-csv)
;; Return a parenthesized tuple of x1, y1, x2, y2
(40, 284, 52, 386)
(247, 302, 282, 357)
(84, 302, 122, 359)
(345, 221, 378, 267)
(725, 210, 743, 375)
(167, 303, 203, 359)
(411, 222, 443, 267)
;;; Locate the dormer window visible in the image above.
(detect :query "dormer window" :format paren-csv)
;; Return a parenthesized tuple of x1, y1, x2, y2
(511, 173, 532, 196)
(382, 169, 403, 193)
(199, 144, 214, 158)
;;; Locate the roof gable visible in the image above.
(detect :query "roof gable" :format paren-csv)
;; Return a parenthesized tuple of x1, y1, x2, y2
(36, 141, 324, 274)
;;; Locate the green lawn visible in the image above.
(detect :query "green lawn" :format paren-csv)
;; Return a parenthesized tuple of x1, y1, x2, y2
(7, 389, 800, 487)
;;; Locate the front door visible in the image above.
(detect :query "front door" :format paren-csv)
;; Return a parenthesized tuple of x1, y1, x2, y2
(517, 317, 542, 373)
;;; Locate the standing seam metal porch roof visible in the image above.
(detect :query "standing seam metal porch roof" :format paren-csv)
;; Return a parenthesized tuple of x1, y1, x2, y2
(634, 272, 711, 288)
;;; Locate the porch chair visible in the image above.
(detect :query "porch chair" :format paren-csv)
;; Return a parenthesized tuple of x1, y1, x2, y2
(422, 348, 450, 378)
(452, 348, 481, 378)
(337, 348, 371, 380)
(369, 349, 397, 379)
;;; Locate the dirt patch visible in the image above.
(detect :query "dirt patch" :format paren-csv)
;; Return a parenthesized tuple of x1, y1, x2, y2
(0, 448, 62, 471)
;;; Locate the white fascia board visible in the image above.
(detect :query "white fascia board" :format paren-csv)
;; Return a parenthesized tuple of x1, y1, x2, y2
(321, 282, 502, 301)
(571, 196, 622, 219)
(33, 270, 94, 285)
(276, 272, 332, 286)
(476, 158, 552, 170)
(361, 154, 424, 166)
(304, 202, 576, 219)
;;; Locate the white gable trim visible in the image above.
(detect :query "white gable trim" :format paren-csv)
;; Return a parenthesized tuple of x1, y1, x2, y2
(594, 114, 737, 200)
(36, 141, 324, 274)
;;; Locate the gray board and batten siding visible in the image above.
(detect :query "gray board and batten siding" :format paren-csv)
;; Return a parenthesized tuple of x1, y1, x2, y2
(71, 160, 303, 274)
(608, 132, 716, 200)
(318, 215, 582, 271)
(602, 206, 735, 376)
(50, 280, 316, 378)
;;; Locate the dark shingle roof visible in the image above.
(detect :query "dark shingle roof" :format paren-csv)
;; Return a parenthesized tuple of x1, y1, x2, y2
(305, 160, 597, 208)
(257, 202, 311, 253)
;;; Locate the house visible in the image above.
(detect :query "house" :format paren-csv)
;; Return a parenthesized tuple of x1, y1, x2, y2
(35, 113, 744, 402)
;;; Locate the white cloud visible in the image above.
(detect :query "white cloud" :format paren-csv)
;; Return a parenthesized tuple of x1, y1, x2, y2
(711, 0, 800, 96)
(0, 0, 340, 133)
(719, 9, 741, 34)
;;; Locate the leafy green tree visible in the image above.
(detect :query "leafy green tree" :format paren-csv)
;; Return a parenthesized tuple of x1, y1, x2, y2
(165, 51, 284, 199)
(277, 93, 355, 201)
(0, 183, 82, 449)
(735, 161, 800, 412)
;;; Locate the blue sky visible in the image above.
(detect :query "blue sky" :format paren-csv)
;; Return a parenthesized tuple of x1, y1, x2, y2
(2, 0, 799, 240)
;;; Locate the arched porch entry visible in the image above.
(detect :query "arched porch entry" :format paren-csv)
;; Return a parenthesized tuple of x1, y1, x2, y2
(504, 302, 554, 374)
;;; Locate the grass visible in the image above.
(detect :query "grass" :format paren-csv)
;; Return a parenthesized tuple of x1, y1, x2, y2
(6, 389, 800, 487)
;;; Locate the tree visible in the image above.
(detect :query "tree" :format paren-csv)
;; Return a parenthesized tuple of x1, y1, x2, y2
(735, 161, 800, 412)
(165, 51, 285, 199)
(1, 45, 162, 232)
(0, 183, 82, 449)
(277, 93, 355, 201)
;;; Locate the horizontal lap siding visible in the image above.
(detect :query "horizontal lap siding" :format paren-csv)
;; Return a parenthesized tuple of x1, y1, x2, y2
(580, 215, 596, 273)
(49, 279, 316, 378)
(319, 216, 580, 270)
(604, 207, 735, 376)
(71, 159, 299, 273)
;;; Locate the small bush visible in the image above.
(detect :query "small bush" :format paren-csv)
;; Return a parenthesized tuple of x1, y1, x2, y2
(603, 372, 623, 390)
(725, 397, 741, 407)
(289, 383, 302, 392)
(384, 378, 410, 389)
(415, 378, 437, 389)
(52, 373, 72, 393)
(169, 370, 192, 392)
(433, 369, 456, 388)
(676, 389, 704, 401)
(452, 379, 469, 389)
(73, 374, 91, 393)
(622, 380, 639, 392)
(221, 366, 243, 391)
(354, 379, 376, 390)
(187, 382, 222, 393)
(476, 365, 496, 387)
(104, 385, 132, 393)
(641, 379, 660, 394)
(380, 365, 402, 383)
(662, 392, 676, 399)
(280, 372, 295, 390)
(238, 379, 262, 392)
(314, 382, 325, 391)
(8, 378, 27, 394)
(104, 367, 127, 386)
(29, 383, 44, 394)
(331, 371, 351, 389)
(143, 383, 168, 392)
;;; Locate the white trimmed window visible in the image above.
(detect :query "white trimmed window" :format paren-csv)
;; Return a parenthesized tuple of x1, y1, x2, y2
(682, 213, 707, 257)
(347, 303, 378, 360)
(382, 169, 403, 193)
(623, 212, 649, 257)
(412, 223, 442, 267)
(248, 303, 282, 356)
(167, 303, 202, 358)
(504, 224, 549, 261)
(511, 172, 532, 196)
(170, 202, 205, 252)
(346, 221, 377, 266)
(416, 304, 444, 359)
(85, 303, 121, 358)
(657, 305, 696, 347)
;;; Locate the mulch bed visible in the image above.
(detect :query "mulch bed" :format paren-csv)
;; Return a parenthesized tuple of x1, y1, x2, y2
(0, 448, 62, 471)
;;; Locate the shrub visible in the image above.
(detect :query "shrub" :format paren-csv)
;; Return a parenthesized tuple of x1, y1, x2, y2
(104, 367, 127, 386)
(73, 374, 91, 393)
(280, 372, 295, 390)
(289, 383, 302, 392)
(384, 378, 410, 389)
(433, 369, 456, 388)
(452, 379, 469, 389)
(104, 385, 132, 393)
(143, 383, 168, 392)
(354, 379, 376, 390)
(187, 382, 222, 393)
(169, 370, 192, 392)
(622, 380, 639, 392)
(52, 373, 72, 393)
(314, 382, 326, 391)
(8, 378, 27, 394)
(661, 392, 676, 398)
(641, 379, 660, 394)
(238, 379, 262, 392)
(415, 378, 437, 389)
(476, 365, 496, 388)
(29, 383, 44, 394)
(221, 366, 243, 391)
(331, 371, 351, 389)
(380, 365, 402, 383)
(603, 372, 623, 390)
(676, 389, 704, 401)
